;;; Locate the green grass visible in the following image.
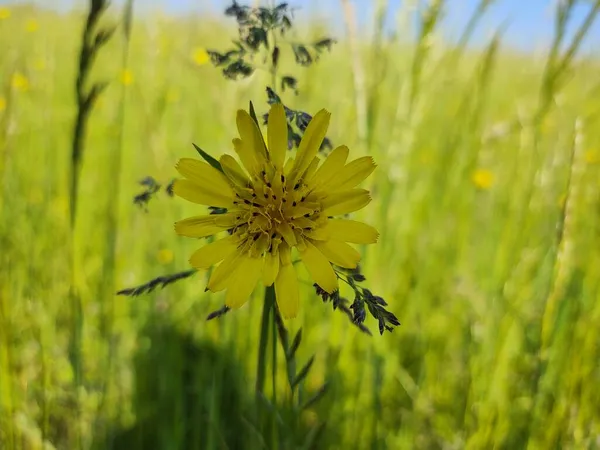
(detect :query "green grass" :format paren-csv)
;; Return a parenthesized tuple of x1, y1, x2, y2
(1, 1, 600, 449)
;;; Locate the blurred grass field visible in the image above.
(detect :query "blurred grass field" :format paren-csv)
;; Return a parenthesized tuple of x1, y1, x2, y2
(1, 1, 600, 449)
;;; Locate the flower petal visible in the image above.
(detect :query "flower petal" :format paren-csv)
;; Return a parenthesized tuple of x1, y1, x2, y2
(237, 109, 268, 164)
(174, 214, 234, 238)
(232, 137, 259, 176)
(321, 189, 371, 216)
(267, 103, 287, 170)
(275, 262, 299, 319)
(323, 219, 379, 244)
(300, 240, 337, 293)
(207, 251, 241, 292)
(225, 254, 263, 309)
(176, 158, 234, 195)
(189, 235, 239, 269)
(303, 156, 320, 182)
(276, 221, 297, 246)
(314, 240, 361, 269)
(307, 145, 349, 189)
(263, 251, 280, 286)
(284, 157, 294, 175)
(220, 154, 251, 187)
(326, 156, 376, 192)
(173, 179, 234, 208)
(289, 109, 330, 184)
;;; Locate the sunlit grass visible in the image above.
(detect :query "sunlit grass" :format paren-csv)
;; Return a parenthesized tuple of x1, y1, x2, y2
(1, 1, 600, 449)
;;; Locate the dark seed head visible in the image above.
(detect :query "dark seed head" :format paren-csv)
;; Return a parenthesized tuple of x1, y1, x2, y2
(292, 201, 297, 206)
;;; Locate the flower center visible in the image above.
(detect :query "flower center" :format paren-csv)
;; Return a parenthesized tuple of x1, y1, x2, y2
(230, 168, 322, 257)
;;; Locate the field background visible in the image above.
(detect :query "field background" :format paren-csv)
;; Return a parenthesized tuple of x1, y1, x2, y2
(1, 0, 600, 449)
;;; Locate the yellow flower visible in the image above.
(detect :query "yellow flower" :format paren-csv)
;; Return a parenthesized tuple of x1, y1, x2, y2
(33, 58, 46, 72)
(25, 19, 39, 32)
(584, 150, 600, 165)
(157, 249, 174, 265)
(0, 97, 6, 112)
(472, 169, 494, 190)
(0, 7, 10, 20)
(11, 72, 29, 91)
(191, 48, 210, 66)
(120, 69, 134, 86)
(173, 103, 378, 318)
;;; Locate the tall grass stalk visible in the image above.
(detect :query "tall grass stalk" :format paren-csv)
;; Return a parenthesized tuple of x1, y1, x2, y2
(68, 1, 113, 447)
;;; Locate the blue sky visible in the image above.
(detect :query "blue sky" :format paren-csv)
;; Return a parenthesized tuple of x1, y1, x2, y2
(13, 0, 600, 53)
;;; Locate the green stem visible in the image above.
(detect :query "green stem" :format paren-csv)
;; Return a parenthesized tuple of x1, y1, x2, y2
(256, 285, 275, 395)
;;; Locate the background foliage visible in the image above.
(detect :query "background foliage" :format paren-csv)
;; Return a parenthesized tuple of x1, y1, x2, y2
(1, 0, 600, 449)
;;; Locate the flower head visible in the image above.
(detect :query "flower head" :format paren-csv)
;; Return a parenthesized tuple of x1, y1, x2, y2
(173, 103, 378, 318)
(0, 97, 6, 112)
(120, 69, 134, 86)
(0, 7, 10, 20)
(472, 168, 494, 190)
(25, 19, 38, 33)
(11, 72, 29, 92)
(157, 248, 174, 265)
(191, 47, 210, 66)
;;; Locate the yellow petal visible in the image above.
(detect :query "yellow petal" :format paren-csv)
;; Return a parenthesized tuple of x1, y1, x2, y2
(268, 103, 288, 170)
(263, 251, 280, 286)
(275, 262, 299, 319)
(289, 109, 330, 184)
(225, 254, 263, 309)
(173, 179, 234, 208)
(326, 156, 376, 192)
(284, 157, 295, 175)
(323, 219, 379, 244)
(321, 189, 371, 216)
(220, 154, 251, 187)
(308, 145, 349, 188)
(304, 227, 330, 241)
(300, 241, 338, 293)
(176, 158, 234, 195)
(175, 215, 228, 238)
(314, 240, 360, 269)
(189, 235, 239, 269)
(237, 109, 268, 164)
(207, 251, 241, 292)
(232, 137, 259, 176)
(303, 156, 320, 181)
(277, 221, 297, 246)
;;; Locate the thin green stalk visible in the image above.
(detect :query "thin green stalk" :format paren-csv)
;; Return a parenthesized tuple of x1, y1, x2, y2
(256, 285, 275, 395)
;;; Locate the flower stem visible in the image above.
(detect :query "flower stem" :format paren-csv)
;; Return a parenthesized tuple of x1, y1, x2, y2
(255, 285, 275, 395)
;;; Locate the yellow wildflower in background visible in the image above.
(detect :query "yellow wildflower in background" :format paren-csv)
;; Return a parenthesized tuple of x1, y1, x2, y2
(11, 72, 29, 92)
(0, 7, 10, 20)
(33, 58, 46, 72)
(472, 169, 494, 190)
(120, 69, 134, 86)
(0, 97, 6, 112)
(25, 19, 38, 32)
(173, 103, 378, 318)
(584, 149, 599, 165)
(157, 249, 174, 265)
(191, 48, 210, 66)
